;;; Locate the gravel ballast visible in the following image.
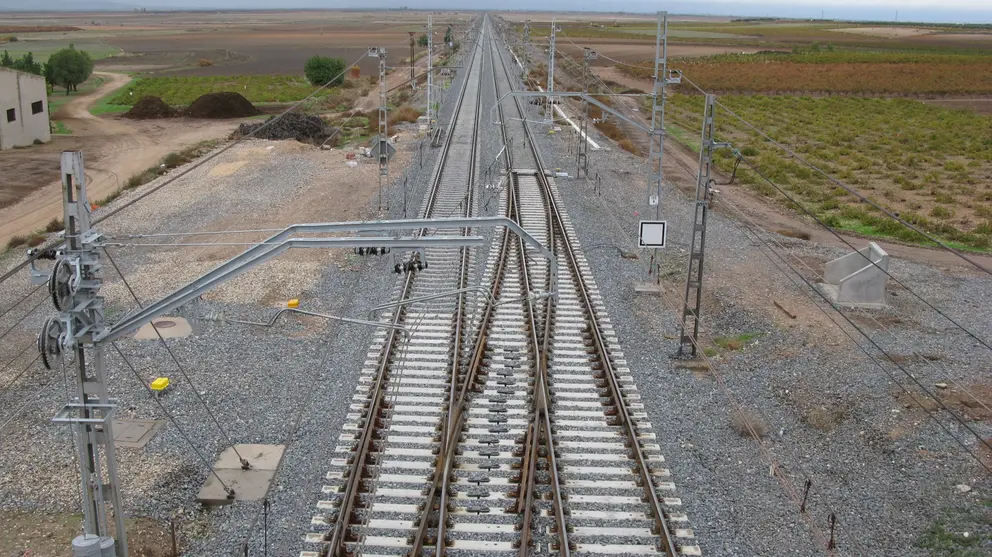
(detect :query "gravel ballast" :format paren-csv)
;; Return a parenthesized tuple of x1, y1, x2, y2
(2, 18, 991, 557)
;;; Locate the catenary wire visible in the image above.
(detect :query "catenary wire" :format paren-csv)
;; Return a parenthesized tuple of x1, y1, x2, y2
(0, 355, 50, 431)
(665, 127, 992, 444)
(103, 247, 248, 464)
(0, 293, 47, 347)
(110, 342, 235, 493)
(0, 50, 377, 290)
(720, 197, 992, 473)
(709, 99, 992, 276)
(732, 153, 992, 353)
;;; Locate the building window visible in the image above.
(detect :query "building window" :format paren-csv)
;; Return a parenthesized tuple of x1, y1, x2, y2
(5, 108, 14, 123)
(31, 101, 43, 115)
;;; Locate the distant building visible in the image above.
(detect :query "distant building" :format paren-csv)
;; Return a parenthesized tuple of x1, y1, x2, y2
(0, 68, 51, 150)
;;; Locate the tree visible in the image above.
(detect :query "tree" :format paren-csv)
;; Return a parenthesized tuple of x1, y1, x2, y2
(0, 50, 12, 67)
(444, 24, 453, 45)
(48, 44, 93, 94)
(418, 33, 429, 47)
(42, 61, 55, 91)
(304, 55, 346, 87)
(12, 51, 41, 75)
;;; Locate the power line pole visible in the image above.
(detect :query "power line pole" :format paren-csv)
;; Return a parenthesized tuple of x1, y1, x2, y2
(426, 15, 435, 139)
(647, 10, 679, 216)
(408, 31, 416, 85)
(545, 18, 557, 124)
(43, 151, 129, 556)
(522, 19, 530, 71)
(678, 94, 728, 357)
(372, 47, 389, 211)
(577, 47, 596, 179)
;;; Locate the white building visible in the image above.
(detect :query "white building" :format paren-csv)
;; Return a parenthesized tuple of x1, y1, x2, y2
(0, 67, 51, 150)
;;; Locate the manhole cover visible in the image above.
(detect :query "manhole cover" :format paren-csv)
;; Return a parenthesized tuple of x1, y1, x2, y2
(154, 320, 176, 329)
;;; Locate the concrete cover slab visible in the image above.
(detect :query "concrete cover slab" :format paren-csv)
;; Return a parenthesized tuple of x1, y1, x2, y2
(198, 468, 277, 506)
(134, 316, 192, 340)
(215, 443, 285, 470)
(197, 444, 285, 506)
(112, 419, 165, 448)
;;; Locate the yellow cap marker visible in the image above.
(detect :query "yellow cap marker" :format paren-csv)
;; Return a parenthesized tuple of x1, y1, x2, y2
(150, 377, 170, 392)
(287, 299, 300, 308)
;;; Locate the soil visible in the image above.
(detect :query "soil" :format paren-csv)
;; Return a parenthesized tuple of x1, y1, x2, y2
(0, 511, 172, 557)
(924, 98, 992, 115)
(834, 26, 935, 38)
(558, 41, 765, 62)
(0, 71, 242, 248)
(124, 95, 178, 119)
(186, 91, 260, 119)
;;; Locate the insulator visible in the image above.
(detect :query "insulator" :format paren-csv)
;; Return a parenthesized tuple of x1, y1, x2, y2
(394, 263, 402, 274)
(416, 261, 424, 271)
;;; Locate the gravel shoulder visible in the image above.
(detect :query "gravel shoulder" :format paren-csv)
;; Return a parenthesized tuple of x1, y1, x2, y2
(539, 123, 992, 555)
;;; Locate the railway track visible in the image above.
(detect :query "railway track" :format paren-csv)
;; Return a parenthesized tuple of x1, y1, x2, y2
(302, 14, 699, 557)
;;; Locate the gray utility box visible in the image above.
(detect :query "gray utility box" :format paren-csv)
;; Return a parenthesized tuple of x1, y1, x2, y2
(820, 242, 889, 308)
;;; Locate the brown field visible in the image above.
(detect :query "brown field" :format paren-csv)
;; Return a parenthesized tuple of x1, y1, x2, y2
(3, 10, 471, 77)
(833, 26, 936, 37)
(557, 41, 763, 62)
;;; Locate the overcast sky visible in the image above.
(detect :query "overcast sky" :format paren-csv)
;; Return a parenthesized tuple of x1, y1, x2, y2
(128, 0, 989, 24)
(2, 0, 988, 24)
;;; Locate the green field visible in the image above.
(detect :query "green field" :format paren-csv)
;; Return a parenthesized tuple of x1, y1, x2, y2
(107, 75, 331, 107)
(0, 39, 118, 62)
(664, 95, 992, 250)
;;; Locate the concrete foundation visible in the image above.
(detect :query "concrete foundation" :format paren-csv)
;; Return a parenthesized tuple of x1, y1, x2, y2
(197, 444, 284, 506)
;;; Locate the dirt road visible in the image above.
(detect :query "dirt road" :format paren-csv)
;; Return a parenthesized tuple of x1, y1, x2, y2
(0, 72, 241, 248)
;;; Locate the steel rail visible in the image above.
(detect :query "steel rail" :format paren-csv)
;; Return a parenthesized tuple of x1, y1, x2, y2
(323, 23, 484, 557)
(490, 25, 572, 557)
(409, 18, 488, 557)
(493, 22, 680, 557)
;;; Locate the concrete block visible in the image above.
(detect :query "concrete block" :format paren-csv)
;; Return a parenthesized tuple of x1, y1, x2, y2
(820, 242, 889, 308)
(197, 444, 284, 506)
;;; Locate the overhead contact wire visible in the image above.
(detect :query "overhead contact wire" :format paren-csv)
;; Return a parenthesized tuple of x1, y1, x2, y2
(103, 247, 249, 465)
(110, 342, 236, 493)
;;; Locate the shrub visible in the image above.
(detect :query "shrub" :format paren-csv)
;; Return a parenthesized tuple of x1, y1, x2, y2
(197, 59, 214, 67)
(617, 138, 641, 156)
(44, 218, 63, 233)
(304, 56, 346, 87)
(930, 206, 953, 219)
(26, 234, 45, 247)
(161, 152, 185, 169)
(387, 105, 422, 127)
(6, 234, 28, 249)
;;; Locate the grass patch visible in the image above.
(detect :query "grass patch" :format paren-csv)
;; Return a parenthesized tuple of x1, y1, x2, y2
(51, 121, 71, 135)
(46, 75, 105, 114)
(108, 75, 343, 106)
(0, 39, 116, 63)
(713, 332, 764, 351)
(916, 502, 992, 556)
